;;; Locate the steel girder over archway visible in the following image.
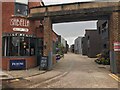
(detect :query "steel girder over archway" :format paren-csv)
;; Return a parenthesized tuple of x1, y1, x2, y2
(28, 2, 120, 73)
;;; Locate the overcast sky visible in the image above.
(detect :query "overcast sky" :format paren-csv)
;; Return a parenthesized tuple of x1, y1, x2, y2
(53, 21, 97, 46)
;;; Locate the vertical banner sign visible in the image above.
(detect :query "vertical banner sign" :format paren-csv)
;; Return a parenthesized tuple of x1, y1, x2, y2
(114, 42, 120, 52)
(10, 60, 26, 70)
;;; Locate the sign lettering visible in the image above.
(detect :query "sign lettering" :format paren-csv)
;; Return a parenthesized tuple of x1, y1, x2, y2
(10, 18, 30, 27)
(13, 28, 29, 32)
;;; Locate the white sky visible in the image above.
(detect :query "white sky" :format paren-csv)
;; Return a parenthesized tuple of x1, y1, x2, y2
(15, 0, 28, 4)
(42, 0, 94, 5)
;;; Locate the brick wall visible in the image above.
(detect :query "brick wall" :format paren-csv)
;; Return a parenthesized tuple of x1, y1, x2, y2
(43, 17, 53, 56)
(0, 2, 2, 69)
(30, 2, 119, 15)
(2, 2, 14, 33)
(2, 57, 36, 70)
(2, 1, 44, 70)
(28, 2, 41, 8)
(109, 12, 120, 74)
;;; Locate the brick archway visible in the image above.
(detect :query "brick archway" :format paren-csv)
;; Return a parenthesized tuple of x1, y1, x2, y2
(29, 2, 120, 73)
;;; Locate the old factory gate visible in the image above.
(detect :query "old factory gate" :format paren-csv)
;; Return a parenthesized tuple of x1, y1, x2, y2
(28, 2, 120, 73)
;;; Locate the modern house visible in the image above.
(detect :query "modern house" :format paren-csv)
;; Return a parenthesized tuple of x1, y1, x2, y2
(74, 37, 82, 54)
(82, 37, 87, 55)
(82, 29, 101, 58)
(70, 44, 74, 53)
(97, 20, 109, 54)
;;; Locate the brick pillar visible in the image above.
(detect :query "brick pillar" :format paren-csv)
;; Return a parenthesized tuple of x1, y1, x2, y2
(109, 12, 120, 74)
(0, 1, 1, 69)
(43, 17, 53, 70)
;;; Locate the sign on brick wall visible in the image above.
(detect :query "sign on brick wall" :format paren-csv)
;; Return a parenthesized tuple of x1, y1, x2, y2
(114, 42, 120, 52)
(10, 17, 29, 32)
(10, 18, 29, 27)
(9, 60, 26, 70)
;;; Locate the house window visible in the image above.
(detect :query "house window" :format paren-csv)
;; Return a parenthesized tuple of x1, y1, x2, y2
(104, 28, 107, 32)
(36, 38, 43, 56)
(103, 44, 107, 49)
(19, 37, 30, 56)
(98, 27, 101, 34)
(102, 21, 107, 29)
(2, 36, 36, 56)
(30, 38, 36, 56)
(88, 36, 90, 40)
(15, 3, 28, 16)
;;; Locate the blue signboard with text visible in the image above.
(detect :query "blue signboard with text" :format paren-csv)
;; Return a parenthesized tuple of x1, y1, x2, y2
(10, 60, 26, 70)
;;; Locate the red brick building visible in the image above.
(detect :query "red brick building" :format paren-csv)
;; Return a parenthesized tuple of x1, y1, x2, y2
(2, 1, 46, 70)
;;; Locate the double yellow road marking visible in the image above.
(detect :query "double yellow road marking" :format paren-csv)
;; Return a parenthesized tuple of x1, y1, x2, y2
(109, 74, 120, 82)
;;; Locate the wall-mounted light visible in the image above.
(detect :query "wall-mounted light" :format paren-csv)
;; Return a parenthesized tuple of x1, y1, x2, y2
(39, 21, 44, 32)
(44, 42, 47, 49)
(39, 20, 44, 32)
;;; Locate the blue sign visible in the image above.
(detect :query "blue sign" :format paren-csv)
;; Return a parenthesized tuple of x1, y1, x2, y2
(10, 60, 26, 70)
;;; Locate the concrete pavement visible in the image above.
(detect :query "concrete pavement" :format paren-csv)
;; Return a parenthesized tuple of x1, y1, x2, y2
(2, 53, 119, 89)
(36, 53, 118, 88)
(1, 67, 46, 80)
(0, 71, 13, 80)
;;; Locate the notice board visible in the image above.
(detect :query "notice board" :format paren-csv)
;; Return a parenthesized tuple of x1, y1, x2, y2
(39, 56, 48, 70)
